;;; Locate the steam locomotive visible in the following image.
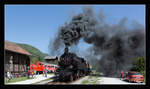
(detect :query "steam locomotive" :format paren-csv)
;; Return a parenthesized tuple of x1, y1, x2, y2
(55, 47, 91, 82)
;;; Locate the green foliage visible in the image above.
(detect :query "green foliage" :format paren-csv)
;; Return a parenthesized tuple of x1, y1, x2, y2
(135, 57, 146, 82)
(5, 77, 29, 84)
(30, 57, 45, 64)
(135, 56, 145, 72)
(81, 76, 100, 84)
(16, 43, 48, 58)
(30, 57, 38, 64)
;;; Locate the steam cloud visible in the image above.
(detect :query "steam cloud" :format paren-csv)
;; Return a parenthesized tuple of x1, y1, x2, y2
(49, 7, 145, 77)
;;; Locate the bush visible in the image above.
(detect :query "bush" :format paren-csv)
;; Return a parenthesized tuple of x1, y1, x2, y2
(30, 56, 45, 64)
(134, 56, 146, 82)
(135, 56, 145, 72)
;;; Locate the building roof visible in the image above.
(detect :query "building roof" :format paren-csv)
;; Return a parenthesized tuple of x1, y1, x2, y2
(5, 40, 31, 56)
(44, 56, 58, 60)
(40, 62, 58, 67)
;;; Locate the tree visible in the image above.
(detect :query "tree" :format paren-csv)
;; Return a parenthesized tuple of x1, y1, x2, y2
(31, 57, 38, 64)
(38, 57, 44, 62)
(135, 56, 145, 72)
(135, 56, 146, 82)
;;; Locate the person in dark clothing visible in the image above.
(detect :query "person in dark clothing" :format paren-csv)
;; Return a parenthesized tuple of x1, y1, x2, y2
(27, 69, 30, 79)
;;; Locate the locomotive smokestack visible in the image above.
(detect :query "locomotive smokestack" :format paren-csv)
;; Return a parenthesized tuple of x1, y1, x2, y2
(64, 46, 69, 54)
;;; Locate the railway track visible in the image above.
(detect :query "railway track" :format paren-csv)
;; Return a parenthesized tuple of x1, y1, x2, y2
(45, 76, 87, 85)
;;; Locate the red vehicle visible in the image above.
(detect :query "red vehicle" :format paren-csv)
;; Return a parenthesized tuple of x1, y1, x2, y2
(125, 71, 144, 83)
(45, 64, 57, 73)
(30, 64, 37, 71)
(30, 62, 57, 74)
(49, 65, 56, 72)
(45, 65, 51, 73)
(30, 62, 44, 74)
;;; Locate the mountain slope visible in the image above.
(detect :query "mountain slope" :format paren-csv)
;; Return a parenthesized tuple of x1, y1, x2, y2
(14, 43, 48, 59)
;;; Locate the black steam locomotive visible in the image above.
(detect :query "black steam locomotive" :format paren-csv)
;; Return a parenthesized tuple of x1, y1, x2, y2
(55, 47, 91, 82)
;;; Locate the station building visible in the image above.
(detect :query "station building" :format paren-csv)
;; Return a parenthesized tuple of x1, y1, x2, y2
(5, 40, 31, 77)
(44, 56, 58, 65)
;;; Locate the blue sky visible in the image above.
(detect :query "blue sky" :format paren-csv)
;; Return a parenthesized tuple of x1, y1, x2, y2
(5, 5, 145, 54)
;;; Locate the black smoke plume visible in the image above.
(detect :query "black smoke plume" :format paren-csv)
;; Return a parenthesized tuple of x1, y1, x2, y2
(49, 7, 145, 77)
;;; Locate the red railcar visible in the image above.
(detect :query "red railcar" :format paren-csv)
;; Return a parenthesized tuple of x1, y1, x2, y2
(49, 65, 56, 72)
(44, 64, 57, 73)
(30, 64, 37, 71)
(30, 62, 57, 73)
(30, 62, 44, 74)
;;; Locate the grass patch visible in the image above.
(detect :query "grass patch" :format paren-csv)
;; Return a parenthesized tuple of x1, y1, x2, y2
(81, 76, 100, 84)
(5, 77, 30, 84)
(88, 76, 91, 78)
(82, 80, 89, 84)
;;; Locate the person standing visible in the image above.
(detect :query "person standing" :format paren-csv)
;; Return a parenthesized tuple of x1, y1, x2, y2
(120, 70, 124, 80)
(34, 70, 37, 78)
(43, 67, 45, 77)
(5, 72, 7, 79)
(10, 71, 13, 80)
(27, 69, 30, 79)
(44, 66, 47, 77)
(31, 70, 34, 79)
(7, 70, 11, 82)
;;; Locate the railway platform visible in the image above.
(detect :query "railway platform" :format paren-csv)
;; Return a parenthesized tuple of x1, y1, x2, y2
(6, 74, 54, 85)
